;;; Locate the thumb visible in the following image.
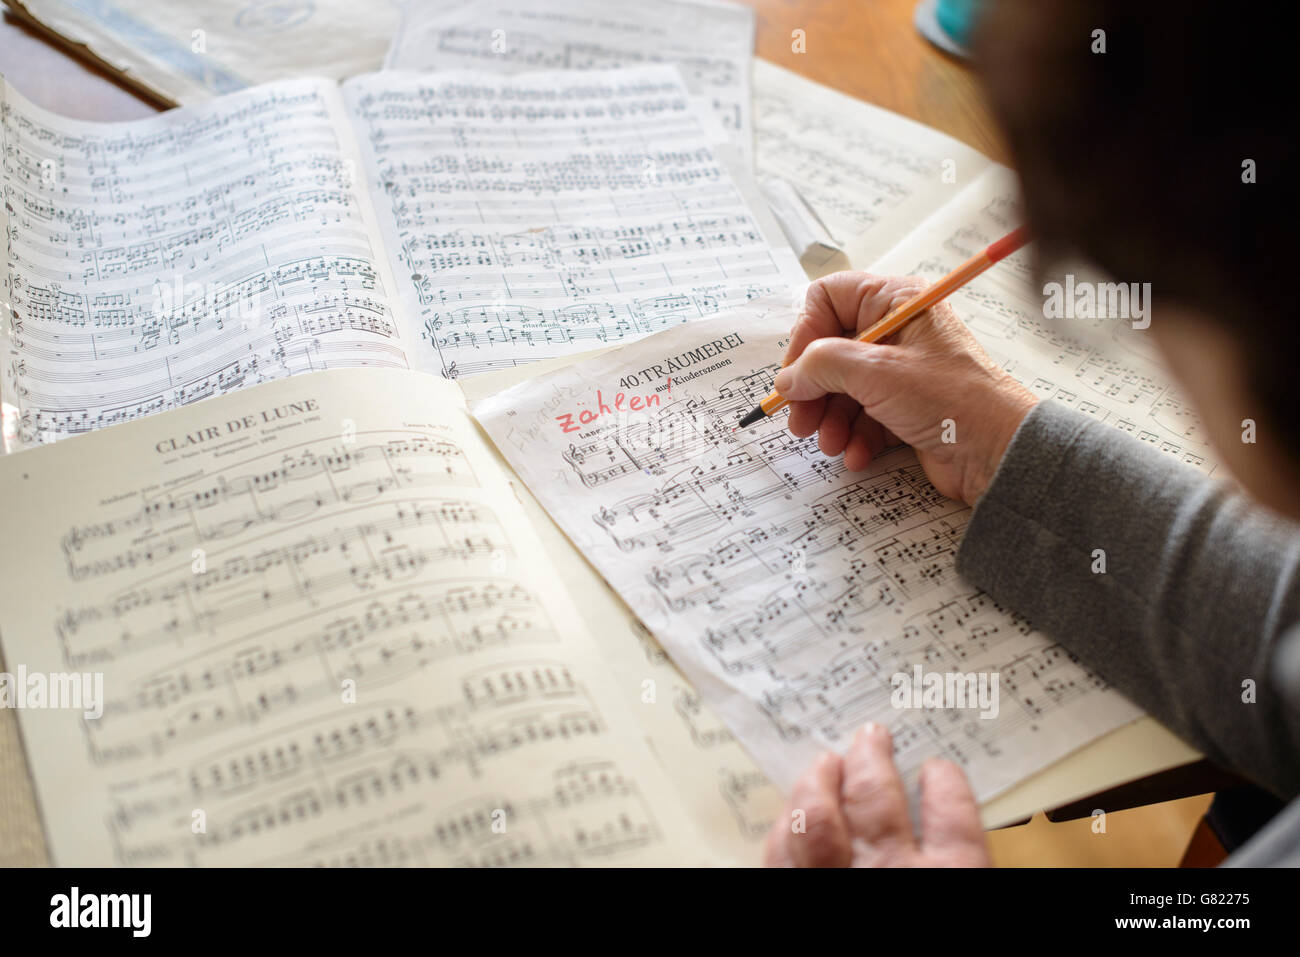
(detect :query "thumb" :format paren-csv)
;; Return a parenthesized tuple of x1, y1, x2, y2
(774, 337, 899, 404)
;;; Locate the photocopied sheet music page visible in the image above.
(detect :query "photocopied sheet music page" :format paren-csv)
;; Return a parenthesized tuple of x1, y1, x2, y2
(0, 74, 416, 450)
(384, 0, 757, 159)
(0, 367, 707, 866)
(473, 299, 1145, 799)
(341, 65, 803, 380)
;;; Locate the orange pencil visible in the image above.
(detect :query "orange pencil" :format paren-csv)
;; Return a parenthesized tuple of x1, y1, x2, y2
(737, 225, 1031, 428)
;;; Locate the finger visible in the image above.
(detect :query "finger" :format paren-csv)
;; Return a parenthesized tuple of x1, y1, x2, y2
(782, 276, 859, 366)
(862, 414, 888, 455)
(787, 752, 853, 867)
(839, 723, 916, 852)
(918, 758, 990, 864)
(843, 410, 885, 472)
(786, 396, 827, 439)
(827, 273, 911, 335)
(843, 428, 873, 473)
(783, 273, 901, 365)
(817, 394, 858, 458)
(774, 337, 900, 406)
(762, 814, 796, 867)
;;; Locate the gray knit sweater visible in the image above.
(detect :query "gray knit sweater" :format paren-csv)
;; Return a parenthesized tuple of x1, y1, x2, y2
(956, 401, 1300, 867)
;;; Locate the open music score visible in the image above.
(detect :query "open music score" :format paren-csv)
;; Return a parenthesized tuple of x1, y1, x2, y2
(474, 300, 1146, 797)
(1, 65, 801, 451)
(0, 369, 706, 866)
(342, 67, 802, 380)
(1, 78, 411, 449)
(751, 61, 999, 266)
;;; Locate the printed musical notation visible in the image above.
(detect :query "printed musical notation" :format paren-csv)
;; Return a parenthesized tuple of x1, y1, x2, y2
(343, 66, 802, 380)
(0, 370, 700, 866)
(0, 78, 410, 449)
(475, 302, 1143, 796)
(879, 170, 1219, 475)
(751, 61, 996, 264)
(385, 0, 756, 150)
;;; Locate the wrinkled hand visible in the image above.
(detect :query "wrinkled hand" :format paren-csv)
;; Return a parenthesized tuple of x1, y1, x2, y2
(764, 723, 992, 867)
(774, 273, 1037, 505)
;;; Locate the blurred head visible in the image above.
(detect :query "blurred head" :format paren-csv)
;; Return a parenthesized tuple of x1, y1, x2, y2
(977, 0, 1300, 516)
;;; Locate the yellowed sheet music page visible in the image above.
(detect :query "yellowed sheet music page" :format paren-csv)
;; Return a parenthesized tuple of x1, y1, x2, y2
(0, 367, 704, 866)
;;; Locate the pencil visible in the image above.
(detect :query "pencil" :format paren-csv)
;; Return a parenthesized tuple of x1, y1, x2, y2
(737, 225, 1031, 429)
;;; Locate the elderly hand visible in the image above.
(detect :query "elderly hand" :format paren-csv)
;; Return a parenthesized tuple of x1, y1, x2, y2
(763, 723, 992, 868)
(775, 272, 1037, 505)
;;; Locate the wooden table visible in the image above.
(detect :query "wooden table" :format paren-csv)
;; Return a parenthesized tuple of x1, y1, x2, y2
(744, 0, 1006, 160)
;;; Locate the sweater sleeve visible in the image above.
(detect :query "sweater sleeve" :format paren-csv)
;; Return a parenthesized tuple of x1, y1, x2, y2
(956, 400, 1300, 799)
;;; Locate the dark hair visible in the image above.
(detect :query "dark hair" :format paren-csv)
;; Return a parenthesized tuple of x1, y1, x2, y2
(976, 0, 1298, 461)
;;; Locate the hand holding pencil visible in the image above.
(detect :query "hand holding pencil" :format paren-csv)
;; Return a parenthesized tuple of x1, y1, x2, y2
(755, 230, 1038, 505)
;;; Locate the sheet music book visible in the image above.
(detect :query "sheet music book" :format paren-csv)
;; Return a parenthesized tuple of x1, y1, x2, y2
(0, 367, 719, 866)
(1, 65, 803, 452)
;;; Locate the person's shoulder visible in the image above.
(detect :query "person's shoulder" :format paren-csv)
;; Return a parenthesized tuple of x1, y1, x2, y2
(1223, 790, 1300, 867)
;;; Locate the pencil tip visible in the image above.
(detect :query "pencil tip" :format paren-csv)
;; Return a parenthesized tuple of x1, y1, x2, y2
(737, 407, 764, 429)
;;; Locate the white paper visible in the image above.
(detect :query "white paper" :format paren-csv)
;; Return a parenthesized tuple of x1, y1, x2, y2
(0, 76, 414, 450)
(342, 66, 803, 380)
(473, 299, 1145, 798)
